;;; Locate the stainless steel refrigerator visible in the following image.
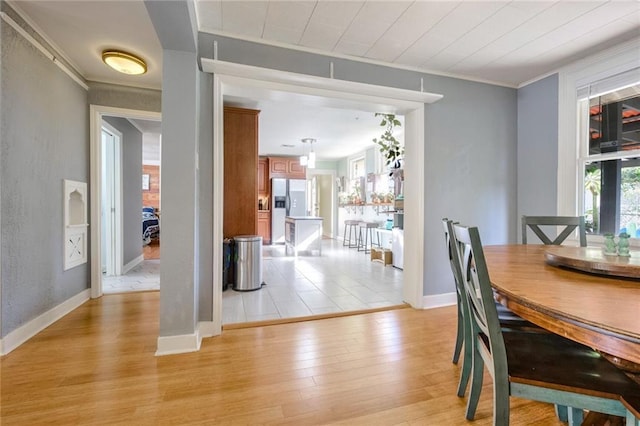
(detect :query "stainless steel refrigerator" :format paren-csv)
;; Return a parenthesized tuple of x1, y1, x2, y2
(271, 178, 307, 244)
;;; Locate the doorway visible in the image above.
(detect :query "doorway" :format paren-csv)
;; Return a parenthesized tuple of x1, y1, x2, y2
(208, 59, 440, 336)
(89, 106, 162, 298)
(307, 169, 336, 239)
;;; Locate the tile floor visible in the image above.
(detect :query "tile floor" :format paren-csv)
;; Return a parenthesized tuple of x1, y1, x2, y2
(222, 239, 404, 324)
(101, 239, 404, 325)
(102, 259, 160, 293)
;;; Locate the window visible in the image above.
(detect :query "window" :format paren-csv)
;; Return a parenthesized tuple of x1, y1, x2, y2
(579, 84, 640, 236)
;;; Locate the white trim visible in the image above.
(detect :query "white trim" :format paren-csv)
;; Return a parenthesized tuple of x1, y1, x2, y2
(199, 30, 517, 89)
(211, 75, 224, 337)
(155, 321, 215, 356)
(5, 1, 82, 74)
(402, 107, 425, 308)
(557, 38, 640, 218)
(422, 292, 457, 310)
(122, 254, 144, 275)
(90, 106, 162, 299)
(208, 62, 441, 328)
(0, 289, 90, 355)
(197, 321, 216, 339)
(0, 11, 88, 90)
(155, 332, 200, 356)
(202, 59, 443, 107)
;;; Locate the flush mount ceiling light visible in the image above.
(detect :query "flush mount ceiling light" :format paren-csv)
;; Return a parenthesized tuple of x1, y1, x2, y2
(102, 50, 147, 75)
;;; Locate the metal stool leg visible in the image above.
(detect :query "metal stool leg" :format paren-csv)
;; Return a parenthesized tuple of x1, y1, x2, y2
(349, 224, 359, 248)
(343, 223, 349, 246)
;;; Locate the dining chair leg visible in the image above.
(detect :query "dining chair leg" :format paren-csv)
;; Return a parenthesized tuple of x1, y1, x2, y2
(567, 407, 583, 426)
(465, 347, 484, 420)
(555, 405, 568, 422)
(452, 300, 464, 364)
(627, 411, 640, 426)
(493, 377, 510, 426)
(456, 313, 473, 397)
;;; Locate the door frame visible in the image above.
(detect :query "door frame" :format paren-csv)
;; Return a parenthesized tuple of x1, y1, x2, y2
(100, 120, 123, 277)
(306, 168, 337, 238)
(204, 59, 442, 336)
(89, 105, 161, 298)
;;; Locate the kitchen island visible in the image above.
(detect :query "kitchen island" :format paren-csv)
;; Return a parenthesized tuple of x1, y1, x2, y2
(285, 216, 323, 256)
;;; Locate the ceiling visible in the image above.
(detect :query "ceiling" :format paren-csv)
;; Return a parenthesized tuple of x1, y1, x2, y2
(197, 0, 640, 87)
(9, 0, 640, 159)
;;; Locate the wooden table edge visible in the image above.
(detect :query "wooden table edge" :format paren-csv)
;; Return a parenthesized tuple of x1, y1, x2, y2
(493, 289, 640, 366)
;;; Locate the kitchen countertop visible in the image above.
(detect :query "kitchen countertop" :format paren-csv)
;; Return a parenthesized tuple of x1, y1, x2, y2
(285, 216, 323, 220)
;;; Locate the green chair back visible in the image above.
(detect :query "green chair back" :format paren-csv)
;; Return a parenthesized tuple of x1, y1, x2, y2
(521, 215, 587, 246)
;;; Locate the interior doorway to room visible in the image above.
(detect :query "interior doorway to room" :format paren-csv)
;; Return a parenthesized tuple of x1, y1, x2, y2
(89, 106, 162, 298)
(100, 122, 123, 277)
(307, 170, 336, 238)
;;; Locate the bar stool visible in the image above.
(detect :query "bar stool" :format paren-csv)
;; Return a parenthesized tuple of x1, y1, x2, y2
(357, 222, 380, 253)
(343, 220, 360, 248)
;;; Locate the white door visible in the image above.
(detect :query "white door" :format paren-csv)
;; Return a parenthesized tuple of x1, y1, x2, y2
(100, 123, 123, 277)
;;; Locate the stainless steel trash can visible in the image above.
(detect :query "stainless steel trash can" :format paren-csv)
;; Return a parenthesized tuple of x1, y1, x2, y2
(233, 235, 263, 291)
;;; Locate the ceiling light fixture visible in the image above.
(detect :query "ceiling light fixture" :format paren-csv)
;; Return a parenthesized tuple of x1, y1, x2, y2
(102, 50, 147, 75)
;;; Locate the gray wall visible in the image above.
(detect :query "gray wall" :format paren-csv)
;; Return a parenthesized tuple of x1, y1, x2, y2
(198, 71, 213, 321)
(424, 80, 517, 296)
(159, 49, 199, 336)
(88, 82, 161, 113)
(517, 74, 559, 241)
(103, 116, 143, 266)
(199, 33, 519, 298)
(1, 8, 89, 337)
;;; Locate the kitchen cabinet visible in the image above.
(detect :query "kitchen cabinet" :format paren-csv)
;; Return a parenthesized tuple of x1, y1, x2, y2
(268, 156, 306, 179)
(258, 157, 268, 197)
(258, 211, 271, 245)
(223, 107, 259, 238)
(269, 157, 288, 176)
(287, 159, 306, 178)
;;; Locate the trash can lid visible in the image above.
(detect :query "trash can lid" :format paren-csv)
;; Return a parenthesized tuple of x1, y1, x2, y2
(234, 235, 262, 242)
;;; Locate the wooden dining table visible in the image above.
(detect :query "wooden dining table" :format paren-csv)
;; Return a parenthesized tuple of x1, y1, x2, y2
(483, 244, 640, 376)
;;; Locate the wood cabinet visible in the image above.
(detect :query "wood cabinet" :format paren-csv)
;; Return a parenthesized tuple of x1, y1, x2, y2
(258, 157, 268, 198)
(258, 211, 271, 245)
(223, 107, 260, 239)
(288, 160, 306, 178)
(269, 157, 288, 176)
(268, 156, 306, 179)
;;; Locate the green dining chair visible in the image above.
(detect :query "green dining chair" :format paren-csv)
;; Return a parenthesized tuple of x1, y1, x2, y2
(442, 219, 544, 399)
(521, 215, 587, 246)
(452, 223, 640, 426)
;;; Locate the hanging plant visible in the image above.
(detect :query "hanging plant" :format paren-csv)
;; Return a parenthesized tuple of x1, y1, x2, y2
(372, 113, 403, 174)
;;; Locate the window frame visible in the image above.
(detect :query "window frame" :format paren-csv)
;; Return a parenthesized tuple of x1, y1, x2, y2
(556, 38, 640, 246)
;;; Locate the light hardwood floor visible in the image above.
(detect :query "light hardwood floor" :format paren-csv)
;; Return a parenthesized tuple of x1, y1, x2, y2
(0, 292, 564, 425)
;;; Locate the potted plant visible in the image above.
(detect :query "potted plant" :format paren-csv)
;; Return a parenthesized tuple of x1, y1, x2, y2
(372, 113, 403, 174)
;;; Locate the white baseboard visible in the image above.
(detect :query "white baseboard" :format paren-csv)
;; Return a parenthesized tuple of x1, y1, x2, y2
(198, 321, 218, 338)
(122, 254, 144, 275)
(156, 332, 200, 356)
(155, 321, 222, 356)
(0, 288, 90, 355)
(422, 292, 457, 309)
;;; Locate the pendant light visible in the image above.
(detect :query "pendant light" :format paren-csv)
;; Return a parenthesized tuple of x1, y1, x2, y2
(301, 138, 316, 168)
